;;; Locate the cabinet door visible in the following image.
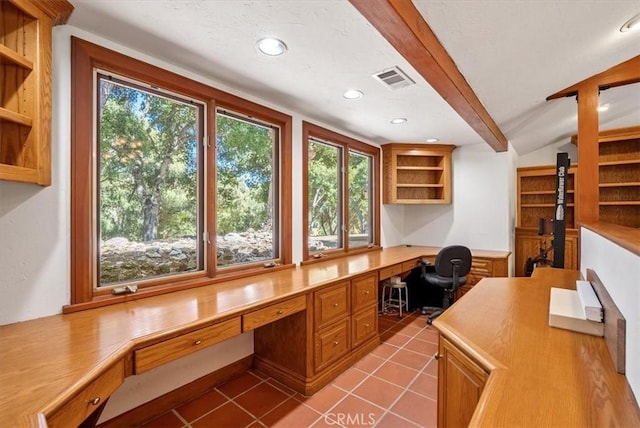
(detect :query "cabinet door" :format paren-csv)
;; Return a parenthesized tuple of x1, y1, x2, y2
(437, 337, 488, 428)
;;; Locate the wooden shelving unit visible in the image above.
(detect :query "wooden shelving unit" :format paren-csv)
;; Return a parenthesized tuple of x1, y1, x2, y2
(515, 164, 579, 276)
(517, 164, 577, 229)
(595, 126, 640, 228)
(0, 0, 73, 186)
(381, 143, 455, 204)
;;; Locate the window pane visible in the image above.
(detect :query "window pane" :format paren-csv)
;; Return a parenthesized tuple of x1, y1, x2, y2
(216, 112, 277, 267)
(97, 75, 203, 286)
(308, 140, 342, 252)
(348, 151, 373, 247)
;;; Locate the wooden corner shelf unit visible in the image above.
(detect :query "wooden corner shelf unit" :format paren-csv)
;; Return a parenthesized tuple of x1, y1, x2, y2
(0, 0, 73, 186)
(382, 143, 455, 204)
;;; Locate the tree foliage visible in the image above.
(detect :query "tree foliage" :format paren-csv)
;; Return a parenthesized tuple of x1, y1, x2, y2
(215, 114, 274, 236)
(98, 79, 370, 253)
(99, 79, 198, 242)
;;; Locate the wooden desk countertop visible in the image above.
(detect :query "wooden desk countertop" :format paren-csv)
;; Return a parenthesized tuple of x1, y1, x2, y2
(3, 245, 506, 426)
(434, 267, 640, 427)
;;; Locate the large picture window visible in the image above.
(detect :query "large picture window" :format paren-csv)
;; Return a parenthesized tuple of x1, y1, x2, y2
(303, 122, 380, 261)
(70, 38, 291, 309)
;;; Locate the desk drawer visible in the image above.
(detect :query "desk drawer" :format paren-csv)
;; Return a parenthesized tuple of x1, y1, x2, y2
(46, 359, 124, 428)
(314, 282, 350, 331)
(379, 263, 403, 281)
(243, 295, 307, 331)
(135, 317, 241, 373)
(314, 318, 350, 371)
(402, 259, 419, 272)
(352, 273, 377, 312)
(352, 307, 377, 348)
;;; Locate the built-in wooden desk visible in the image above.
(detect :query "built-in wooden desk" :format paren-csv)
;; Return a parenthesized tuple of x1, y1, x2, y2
(433, 267, 640, 427)
(0, 245, 509, 426)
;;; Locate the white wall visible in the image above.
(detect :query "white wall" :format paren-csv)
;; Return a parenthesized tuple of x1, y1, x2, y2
(403, 143, 515, 254)
(580, 227, 640, 401)
(518, 140, 577, 167)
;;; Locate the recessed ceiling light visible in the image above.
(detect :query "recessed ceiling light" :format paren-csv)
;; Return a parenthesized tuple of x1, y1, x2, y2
(342, 89, 363, 100)
(390, 118, 407, 124)
(620, 13, 640, 32)
(426, 138, 439, 143)
(597, 103, 610, 112)
(257, 38, 287, 56)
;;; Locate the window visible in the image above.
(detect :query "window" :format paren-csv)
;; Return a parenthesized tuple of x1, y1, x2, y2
(70, 38, 291, 309)
(215, 110, 280, 267)
(303, 122, 380, 261)
(97, 74, 205, 287)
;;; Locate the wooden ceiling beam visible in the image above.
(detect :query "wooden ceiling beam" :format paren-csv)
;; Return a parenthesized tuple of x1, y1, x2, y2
(547, 55, 640, 100)
(350, 0, 508, 152)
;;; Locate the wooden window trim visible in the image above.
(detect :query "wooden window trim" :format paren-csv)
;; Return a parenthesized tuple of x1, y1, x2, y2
(302, 121, 380, 263)
(68, 37, 292, 311)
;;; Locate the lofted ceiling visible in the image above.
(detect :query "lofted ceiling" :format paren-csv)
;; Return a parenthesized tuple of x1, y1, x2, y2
(67, 0, 640, 156)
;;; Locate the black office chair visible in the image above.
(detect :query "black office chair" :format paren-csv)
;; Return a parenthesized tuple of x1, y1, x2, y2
(421, 245, 472, 325)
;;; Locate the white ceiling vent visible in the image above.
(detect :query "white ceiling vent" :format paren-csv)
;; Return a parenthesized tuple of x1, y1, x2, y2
(372, 66, 416, 90)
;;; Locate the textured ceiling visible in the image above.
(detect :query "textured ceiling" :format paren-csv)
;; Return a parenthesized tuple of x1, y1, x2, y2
(67, 0, 640, 155)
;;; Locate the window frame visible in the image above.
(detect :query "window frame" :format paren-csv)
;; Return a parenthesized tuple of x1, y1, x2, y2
(69, 37, 292, 311)
(302, 121, 380, 263)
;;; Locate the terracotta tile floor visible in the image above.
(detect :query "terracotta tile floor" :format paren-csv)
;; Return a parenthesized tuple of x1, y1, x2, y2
(141, 311, 438, 428)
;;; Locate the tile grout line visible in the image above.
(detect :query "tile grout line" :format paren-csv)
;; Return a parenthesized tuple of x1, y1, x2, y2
(186, 373, 267, 426)
(372, 312, 438, 427)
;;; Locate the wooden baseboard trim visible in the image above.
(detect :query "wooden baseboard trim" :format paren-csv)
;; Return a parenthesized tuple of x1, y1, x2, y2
(98, 355, 254, 427)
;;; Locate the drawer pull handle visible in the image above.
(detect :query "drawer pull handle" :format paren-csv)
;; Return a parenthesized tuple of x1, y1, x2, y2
(277, 309, 284, 314)
(365, 290, 370, 295)
(365, 323, 370, 328)
(333, 340, 340, 346)
(89, 397, 101, 406)
(194, 340, 202, 345)
(434, 354, 443, 360)
(333, 303, 339, 308)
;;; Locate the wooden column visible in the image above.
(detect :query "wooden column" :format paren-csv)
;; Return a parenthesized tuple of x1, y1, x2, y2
(575, 83, 600, 225)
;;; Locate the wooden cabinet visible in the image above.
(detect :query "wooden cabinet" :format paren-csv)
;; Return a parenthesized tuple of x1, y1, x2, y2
(45, 359, 124, 428)
(594, 126, 640, 228)
(134, 317, 241, 373)
(437, 336, 489, 428)
(0, 0, 73, 185)
(313, 273, 378, 372)
(515, 227, 579, 277)
(254, 273, 379, 395)
(382, 143, 455, 204)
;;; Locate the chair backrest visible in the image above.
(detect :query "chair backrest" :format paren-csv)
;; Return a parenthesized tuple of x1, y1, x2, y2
(434, 245, 472, 278)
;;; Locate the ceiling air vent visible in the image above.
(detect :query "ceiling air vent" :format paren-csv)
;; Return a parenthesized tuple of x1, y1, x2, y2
(372, 66, 416, 90)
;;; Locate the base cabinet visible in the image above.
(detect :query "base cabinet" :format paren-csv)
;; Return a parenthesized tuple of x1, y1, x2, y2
(437, 336, 489, 428)
(515, 227, 579, 277)
(253, 273, 379, 395)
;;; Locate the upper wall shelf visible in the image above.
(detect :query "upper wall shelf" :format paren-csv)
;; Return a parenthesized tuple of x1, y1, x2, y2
(381, 143, 456, 204)
(0, 0, 74, 186)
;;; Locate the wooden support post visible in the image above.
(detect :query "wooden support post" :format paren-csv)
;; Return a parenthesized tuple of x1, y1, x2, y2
(575, 84, 600, 225)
